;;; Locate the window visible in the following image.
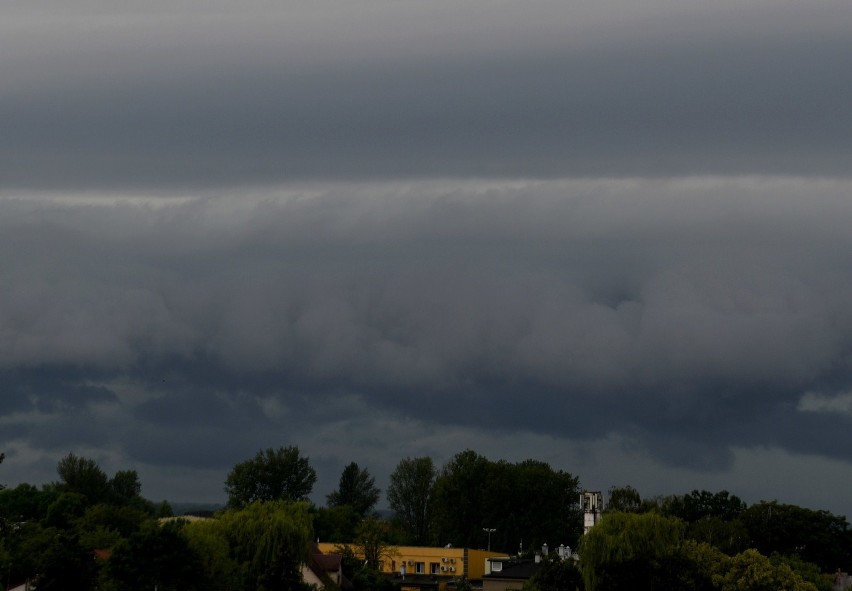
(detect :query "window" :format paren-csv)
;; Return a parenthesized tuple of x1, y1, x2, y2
(415, 562, 425, 574)
(430, 563, 440, 575)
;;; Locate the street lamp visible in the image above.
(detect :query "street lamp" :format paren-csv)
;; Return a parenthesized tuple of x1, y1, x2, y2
(483, 527, 496, 551)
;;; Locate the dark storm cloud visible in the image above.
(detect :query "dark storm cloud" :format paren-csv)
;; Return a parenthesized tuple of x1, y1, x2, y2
(2, 1, 852, 189)
(4, 1, 852, 512)
(3, 179, 852, 495)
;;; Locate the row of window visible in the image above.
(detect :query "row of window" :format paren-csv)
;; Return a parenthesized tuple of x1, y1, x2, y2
(392, 561, 460, 575)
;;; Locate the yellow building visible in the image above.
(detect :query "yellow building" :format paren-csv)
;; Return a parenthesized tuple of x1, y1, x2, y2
(316, 543, 505, 584)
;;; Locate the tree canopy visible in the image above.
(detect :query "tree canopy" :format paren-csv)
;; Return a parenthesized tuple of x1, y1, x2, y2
(327, 462, 381, 517)
(225, 446, 317, 509)
(387, 456, 436, 545)
(606, 485, 642, 513)
(56, 453, 111, 505)
(431, 451, 581, 551)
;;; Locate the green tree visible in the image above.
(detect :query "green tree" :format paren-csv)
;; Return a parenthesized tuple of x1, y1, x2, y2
(351, 565, 400, 591)
(56, 453, 111, 505)
(739, 501, 852, 573)
(686, 516, 749, 555)
(0, 452, 5, 492)
(717, 549, 818, 591)
(327, 462, 381, 517)
(523, 553, 584, 591)
(45, 492, 88, 529)
(106, 520, 204, 591)
(218, 500, 314, 591)
(387, 456, 436, 545)
(606, 485, 642, 513)
(109, 469, 142, 502)
(666, 490, 747, 523)
(75, 503, 150, 545)
(771, 554, 833, 591)
(431, 450, 490, 548)
(34, 530, 98, 591)
(225, 446, 317, 509)
(578, 511, 686, 591)
(182, 517, 243, 591)
(432, 452, 581, 551)
(353, 516, 396, 570)
(314, 504, 362, 542)
(0, 482, 58, 523)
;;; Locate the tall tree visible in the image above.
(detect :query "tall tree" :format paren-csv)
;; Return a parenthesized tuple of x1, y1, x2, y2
(387, 456, 436, 545)
(578, 511, 687, 591)
(327, 462, 381, 516)
(664, 490, 747, 523)
(739, 501, 852, 573)
(225, 446, 317, 509)
(109, 469, 142, 502)
(218, 500, 314, 591)
(432, 452, 581, 552)
(106, 521, 205, 591)
(56, 453, 111, 505)
(352, 516, 396, 570)
(719, 549, 819, 591)
(0, 452, 5, 492)
(606, 485, 642, 513)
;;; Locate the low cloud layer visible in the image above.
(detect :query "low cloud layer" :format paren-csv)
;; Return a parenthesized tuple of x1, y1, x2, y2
(3, 1, 852, 515)
(2, 178, 852, 512)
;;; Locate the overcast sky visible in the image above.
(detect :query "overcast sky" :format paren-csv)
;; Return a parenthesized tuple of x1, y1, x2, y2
(3, 0, 852, 520)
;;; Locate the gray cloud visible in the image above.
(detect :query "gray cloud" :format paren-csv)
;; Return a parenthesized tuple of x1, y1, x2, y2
(2, 1, 852, 189)
(3, 0, 852, 516)
(2, 178, 852, 512)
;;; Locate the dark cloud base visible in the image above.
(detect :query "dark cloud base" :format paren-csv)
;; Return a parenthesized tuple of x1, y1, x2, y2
(2, 181, 852, 506)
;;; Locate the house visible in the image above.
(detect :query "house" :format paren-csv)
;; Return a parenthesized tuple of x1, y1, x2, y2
(316, 543, 505, 588)
(482, 557, 541, 591)
(302, 545, 352, 590)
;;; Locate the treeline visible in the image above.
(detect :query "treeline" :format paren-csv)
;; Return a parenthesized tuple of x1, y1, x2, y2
(1, 449, 850, 591)
(570, 486, 852, 591)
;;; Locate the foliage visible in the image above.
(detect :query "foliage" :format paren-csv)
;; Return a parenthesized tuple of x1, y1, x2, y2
(578, 511, 686, 591)
(686, 516, 749, 555)
(0, 482, 59, 522)
(716, 549, 819, 591)
(217, 500, 314, 591)
(353, 516, 397, 570)
(771, 554, 833, 591)
(431, 452, 581, 552)
(523, 553, 584, 591)
(606, 485, 642, 513)
(56, 453, 112, 505)
(106, 520, 204, 591)
(663, 490, 747, 523)
(1, 522, 58, 587)
(327, 462, 381, 517)
(225, 446, 318, 509)
(351, 566, 400, 591)
(431, 450, 489, 547)
(455, 575, 473, 591)
(109, 469, 142, 502)
(739, 501, 852, 573)
(34, 530, 98, 591)
(387, 456, 436, 545)
(314, 504, 362, 542)
(75, 503, 150, 544)
(182, 517, 244, 591)
(45, 492, 88, 528)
